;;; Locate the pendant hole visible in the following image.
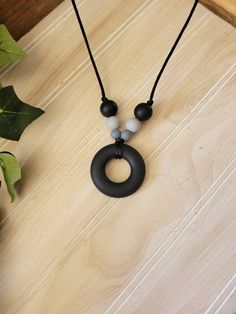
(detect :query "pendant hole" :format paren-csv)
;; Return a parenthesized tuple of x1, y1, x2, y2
(105, 158, 131, 183)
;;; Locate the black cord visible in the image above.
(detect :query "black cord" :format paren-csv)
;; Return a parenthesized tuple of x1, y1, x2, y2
(71, 0, 199, 105)
(71, 0, 107, 101)
(147, 0, 199, 105)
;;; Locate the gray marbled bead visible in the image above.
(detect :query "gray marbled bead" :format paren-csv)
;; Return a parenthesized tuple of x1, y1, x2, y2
(126, 117, 141, 133)
(106, 116, 120, 130)
(111, 129, 121, 140)
(121, 129, 133, 141)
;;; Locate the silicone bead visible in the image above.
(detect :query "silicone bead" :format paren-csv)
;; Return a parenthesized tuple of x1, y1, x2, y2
(111, 129, 121, 140)
(121, 129, 132, 141)
(134, 103, 153, 121)
(107, 116, 120, 130)
(100, 99, 118, 117)
(126, 118, 141, 133)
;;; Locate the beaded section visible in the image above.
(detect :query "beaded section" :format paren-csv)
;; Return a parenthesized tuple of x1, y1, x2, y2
(111, 129, 121, 140)
(106, 116, 120, 130)
(121, 129, 132, 141)
(126, 118, 141, 133)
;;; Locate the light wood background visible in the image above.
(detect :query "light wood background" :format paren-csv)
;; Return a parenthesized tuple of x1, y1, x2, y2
(0, 0, 236, 313)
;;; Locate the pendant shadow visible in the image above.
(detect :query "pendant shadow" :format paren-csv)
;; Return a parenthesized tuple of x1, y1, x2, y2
(14, 155, 37, 197)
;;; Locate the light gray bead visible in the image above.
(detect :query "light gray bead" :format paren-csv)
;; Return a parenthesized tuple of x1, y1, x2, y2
(121, 129, 132, 141)
(126, 118, 141, 133)
(106, 116, 120, 130)
(111, 129, 121, 140)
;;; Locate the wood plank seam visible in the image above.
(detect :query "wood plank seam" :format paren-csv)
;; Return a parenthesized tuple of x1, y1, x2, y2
(5, 54, 236, 312)
(105, 71, 236, 310)
(0, 0, 151, 79)
(0, 9, 209, 150)
(0, 2, 234, 312)
(13, 65, 236, 310)
(115, 176, 236, 313)
(0, 1, 88, 148)
(14, 158, 236, 313)
(0, 0, 157, 148)
(8, 75, 236, 311)
(0, 0, 88, 77)
(0, 0, 207, 78)
(44, 13, 208, 111)
(204, 273, 236, 313)
(0, 27, 233, 243)
(9, 200, 121, 312)
(0, 3, 207, 155)
(0, 10, 209, 152)
(215, 286, 236, 314)
(0, 4, 234, 310)
(38, 0, 156, 108)
(105, 157, 236, 313)
(20, 0, 87, 52)
(0, 10, 72, 76)
(147, 64, 236, 162)
(0, 0, 208, 109)
(0, 21, 233, 248)
(112, 167, 236, 313)
(0, 15, 222, 235)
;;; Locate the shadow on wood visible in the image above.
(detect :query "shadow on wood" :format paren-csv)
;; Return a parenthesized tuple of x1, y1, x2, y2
(0, 0, 64, 40)
(200, 0, 236, 27)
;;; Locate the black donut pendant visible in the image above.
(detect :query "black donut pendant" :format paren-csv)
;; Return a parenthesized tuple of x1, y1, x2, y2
(90, 142, 145, 198)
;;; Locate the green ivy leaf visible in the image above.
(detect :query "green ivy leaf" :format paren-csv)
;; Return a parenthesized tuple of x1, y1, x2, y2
(0, 152, 21, 202)
(0, 25, 27, 67)
(0, 82, 3, 89)
(0, 86, 44, 141)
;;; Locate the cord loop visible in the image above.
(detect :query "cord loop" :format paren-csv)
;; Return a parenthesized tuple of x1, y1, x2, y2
(147, 100, 154, 106)
(115, 138, 124, 159)
(71, 0, 199, 108)
(101, 96, 108, 102)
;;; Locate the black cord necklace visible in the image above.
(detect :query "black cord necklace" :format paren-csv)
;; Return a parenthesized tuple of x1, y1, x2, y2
(71, 0, 200, 198)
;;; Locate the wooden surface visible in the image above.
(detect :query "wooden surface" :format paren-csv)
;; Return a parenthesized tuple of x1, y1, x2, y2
(201, 0, 236, 27)
(0, 0, 235, 41)
(0, 0, 236, 313)
(0, 0, 63, 40)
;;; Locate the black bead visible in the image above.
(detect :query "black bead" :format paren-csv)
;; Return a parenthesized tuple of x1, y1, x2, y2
(100, 99, 118, 117)
(134, 103, 153, 121)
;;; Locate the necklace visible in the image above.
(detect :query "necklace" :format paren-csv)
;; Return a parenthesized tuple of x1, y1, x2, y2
(71, 0, 199, 198)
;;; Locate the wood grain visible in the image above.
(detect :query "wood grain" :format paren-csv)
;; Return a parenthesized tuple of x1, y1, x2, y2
(0, 0, 235, 313)
(0, 0, 235, 42)
(201, 0, 236, 27)
(0, 0, 63, 40)
(118, 168, 236, 313)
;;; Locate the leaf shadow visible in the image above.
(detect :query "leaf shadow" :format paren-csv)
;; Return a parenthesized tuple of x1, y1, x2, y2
(14, 155, 36, 197)
(0, 205, 6, 236)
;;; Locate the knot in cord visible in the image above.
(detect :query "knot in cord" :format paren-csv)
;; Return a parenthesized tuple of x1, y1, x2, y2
(115, 138, 124, 159)
(101, 96, 108, 102)
(147, 99, 154, 106)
